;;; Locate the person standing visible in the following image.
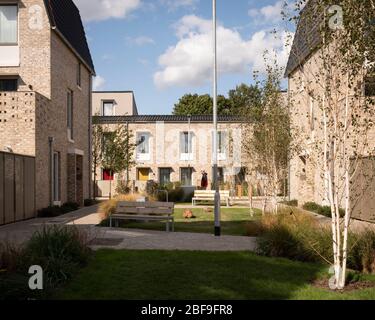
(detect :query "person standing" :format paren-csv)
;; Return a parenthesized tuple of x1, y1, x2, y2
(201, 171, 208, 190)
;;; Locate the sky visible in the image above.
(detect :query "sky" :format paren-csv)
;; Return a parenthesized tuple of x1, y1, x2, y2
(73, 0, 293, 115)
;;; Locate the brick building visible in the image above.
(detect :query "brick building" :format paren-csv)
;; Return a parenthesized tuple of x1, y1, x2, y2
(92, 92, 247, 197)
(286, 1, 375, 221)
(0, 0, 95, 213)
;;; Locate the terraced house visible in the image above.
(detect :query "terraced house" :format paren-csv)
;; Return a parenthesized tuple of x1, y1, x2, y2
(0, 0, 95, 224)
(92, 91, 246, 198)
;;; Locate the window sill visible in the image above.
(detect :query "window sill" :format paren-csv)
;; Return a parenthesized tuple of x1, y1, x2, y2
(180, 154, 193, 161)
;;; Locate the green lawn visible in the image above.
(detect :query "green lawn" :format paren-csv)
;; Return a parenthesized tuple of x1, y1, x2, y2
(55, 250, 375, 300)
(103, 207, 261, 236)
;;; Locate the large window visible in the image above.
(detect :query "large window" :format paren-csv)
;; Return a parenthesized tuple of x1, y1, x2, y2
(0, 78, 17, 91)
(67, 90, 74, 140)
(159, 168, 171, 186)
(0, 5, 18, 44)
(102, 101, 115, 116)
(181, 167, 193, 186)
(213, 131, 227, 160)
(180, 131, 193, 160)
(136, 132, 150, 161)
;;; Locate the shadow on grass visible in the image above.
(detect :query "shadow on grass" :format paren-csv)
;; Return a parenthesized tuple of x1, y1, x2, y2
(99, 219, 253, 236)
(55, 250, 324, 300)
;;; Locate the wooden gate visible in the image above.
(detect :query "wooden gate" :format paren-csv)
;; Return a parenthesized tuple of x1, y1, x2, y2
(0, 151, 36, 226)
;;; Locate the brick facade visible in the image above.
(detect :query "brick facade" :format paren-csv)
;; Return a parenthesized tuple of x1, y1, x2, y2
(0, 0, 93, 212)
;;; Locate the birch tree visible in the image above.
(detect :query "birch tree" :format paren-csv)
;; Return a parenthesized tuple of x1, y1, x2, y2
(285, 0, 375, 289)
(92, 117, 103, 199)
(242, 59, 295, 214)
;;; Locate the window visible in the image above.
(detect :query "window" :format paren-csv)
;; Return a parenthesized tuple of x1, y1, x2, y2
(0, 78, 17, 91)
(365, 76, 375, 96)
(67, 90, 74, 140)
(181, 167, 193, 186)
(180, 131, 193, 160)
(102, 101, 114, 116)
(212, 131, 227, 160)
(159, 168, 171, 186)
(77, 63, 81, 87)
(52, 152, 60, 202)
(0, 5, 18, 44)
(136, 132, 150, 161)
(212, 167, 224, 184)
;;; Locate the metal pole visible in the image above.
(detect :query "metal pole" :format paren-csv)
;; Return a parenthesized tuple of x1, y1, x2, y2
(213, 0, 221, 236)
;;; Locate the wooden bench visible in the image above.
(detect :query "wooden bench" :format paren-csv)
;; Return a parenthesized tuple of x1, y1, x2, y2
(110, 201, 175, 232)
(192, 190, 231, 207)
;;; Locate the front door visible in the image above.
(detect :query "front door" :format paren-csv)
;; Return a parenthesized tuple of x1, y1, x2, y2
(138, 168, 150, 181)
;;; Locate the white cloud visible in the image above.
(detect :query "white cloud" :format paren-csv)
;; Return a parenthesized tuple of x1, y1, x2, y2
(74, 0, 141, 22)
(127, 36, 155, 46)
(93, 76, 106, 90)
(160, 0, 198, 11)
(154, 15, 291, 89)
(248, 1, 286, 23)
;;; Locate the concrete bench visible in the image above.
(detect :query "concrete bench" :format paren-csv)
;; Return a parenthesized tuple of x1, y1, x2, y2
(110, 201, 175, 232)
(192, 190, 231, 207)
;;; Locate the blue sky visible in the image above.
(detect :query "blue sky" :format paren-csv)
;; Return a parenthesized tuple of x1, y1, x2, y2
(74, 0, 291, 114)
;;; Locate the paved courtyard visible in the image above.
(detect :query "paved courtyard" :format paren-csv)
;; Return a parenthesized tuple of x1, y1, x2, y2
(0, 205, 257, 252)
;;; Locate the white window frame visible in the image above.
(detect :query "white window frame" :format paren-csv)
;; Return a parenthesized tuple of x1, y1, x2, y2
(136, 132, 151, 161)
(102, 100, 115, 116)
(212, 131, 227, 161)
(0, 4, 18, 45)
(180, 131, 193, 161)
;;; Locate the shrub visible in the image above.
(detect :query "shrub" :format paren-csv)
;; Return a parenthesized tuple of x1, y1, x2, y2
(349, 230, 375, 274)
(302, 202, 321, 212)
(115, 180, 131, 195)
(0, 226, 90, 299)
(256, 211, 375, 274)
(281, 199, 298, 207)
(61, 202, 80, 213)
(37, 202, 80, 218)
(84, 199, 98, 207)
(21, 226, 90, 288)
(0, 242, 22, 273)
(156, 182, 185, 203)
(302, 202, 345, 218)
(38, 206, 63, 218)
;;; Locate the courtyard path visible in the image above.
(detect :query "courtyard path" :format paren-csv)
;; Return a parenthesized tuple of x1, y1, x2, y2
(0, 205, 257, 252)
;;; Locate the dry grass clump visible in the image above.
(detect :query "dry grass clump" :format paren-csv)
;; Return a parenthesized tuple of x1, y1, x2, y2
(99, 193, 155, 221)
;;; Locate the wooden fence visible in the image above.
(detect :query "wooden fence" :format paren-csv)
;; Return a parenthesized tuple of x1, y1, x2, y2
(0, 151, 36, 225)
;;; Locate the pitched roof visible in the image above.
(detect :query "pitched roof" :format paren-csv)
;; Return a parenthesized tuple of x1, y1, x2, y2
(44, 0, 95, 74)
(93, 115, 244, 124)
(285, 0, 323, 77)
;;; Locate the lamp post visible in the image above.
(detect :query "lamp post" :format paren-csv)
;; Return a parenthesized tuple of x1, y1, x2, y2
(212, 0, 221, 236)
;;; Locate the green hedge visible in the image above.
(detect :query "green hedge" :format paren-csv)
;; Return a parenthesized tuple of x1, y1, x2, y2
(302, 202, 345, 218)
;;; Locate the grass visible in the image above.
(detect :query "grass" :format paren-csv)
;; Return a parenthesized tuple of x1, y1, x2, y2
(55, 249, 375, 300)
(101, 207, 262, 236)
